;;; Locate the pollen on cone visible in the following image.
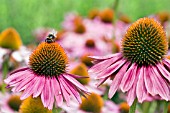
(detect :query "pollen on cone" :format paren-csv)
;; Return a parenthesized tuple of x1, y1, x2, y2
(0, 28, 22, 50)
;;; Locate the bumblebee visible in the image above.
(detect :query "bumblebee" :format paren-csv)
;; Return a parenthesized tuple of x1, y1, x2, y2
(45, 30, 57, 43)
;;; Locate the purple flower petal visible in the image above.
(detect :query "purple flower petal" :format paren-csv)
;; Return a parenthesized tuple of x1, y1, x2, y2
(136, 67, 147, 103)
(95, 59, 126, 79)
(58, 76, 70, 106)
(108, 62, 129, 98)
(63, 74, 88, 92)
(51, 78, 63, 107)
(33, 76, 45, 98)
(89, 53, 121, 60)
(159, 61, 170, 81)
(144, 66, 155, 95)
(60, 76, 82, 103)
(151, 66, 170, 100)
(120, 63, 137, 92)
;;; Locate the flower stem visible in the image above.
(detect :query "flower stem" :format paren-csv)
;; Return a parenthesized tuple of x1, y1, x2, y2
(163, 101, 169, 113)
(1, 55, 9, 93)
(143, 102, 151, 113)
(113, 0, 119, 11)
(129, 98, 137, 113)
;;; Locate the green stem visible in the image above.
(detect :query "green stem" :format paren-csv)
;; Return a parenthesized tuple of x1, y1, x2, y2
(113, 0, 119, 18)
(163, 101, 169, 113)
(1, 56, 9, 93)
(143, 102, 151, 113)
(52, 108, 62, 113)
(129, 98, 137, 113)
(113, 0, 119, 11)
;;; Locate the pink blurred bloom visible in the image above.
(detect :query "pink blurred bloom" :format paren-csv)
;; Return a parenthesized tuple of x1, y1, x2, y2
(114, 20, 130, 44)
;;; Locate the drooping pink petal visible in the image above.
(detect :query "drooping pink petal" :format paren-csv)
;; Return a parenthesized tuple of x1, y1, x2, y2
(89, 54, 122, 74)
(33, 76, 45, 98)
(20, 76, 38, 100)
(144, 66, 155, 95)
(63, 74, 88, 92)
(67, 73, 89, 78)
(120, 63, 137, 92)
(10, 67, 29, 75)
(95, 59, 126, 79)
(96, 76, 110, 87)
(127, 67, 140, 106)
(4, 70, 29, 84)
(151, 66, 170, 100)
(60, 76, 81, 103)
(48, 79, 55, 110)
(89, 53, 121, 60)
(108, 62, 129, 98)
(136, 66, 147, 103)
(157, 62, 170, 81)
(58, 76, 70, 106)
(51, 78, 63, 107)
(14, 73, 35, 92)
(41, 79, 51, 108)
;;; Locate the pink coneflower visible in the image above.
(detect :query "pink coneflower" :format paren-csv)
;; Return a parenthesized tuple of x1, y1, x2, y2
(4, 31, 89, 110)
(89, 18, 170, 106)
(60, 31, 112, 59)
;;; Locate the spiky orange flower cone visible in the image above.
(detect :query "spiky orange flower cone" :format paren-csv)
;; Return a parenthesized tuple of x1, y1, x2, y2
(0, 28, 22, 50)
(89, 18, 170, 106)
(4, 31, 89, 110)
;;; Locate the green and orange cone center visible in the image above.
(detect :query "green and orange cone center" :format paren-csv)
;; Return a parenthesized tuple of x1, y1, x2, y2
(29, 42, 68, 77)
(122, 18, 168, 66)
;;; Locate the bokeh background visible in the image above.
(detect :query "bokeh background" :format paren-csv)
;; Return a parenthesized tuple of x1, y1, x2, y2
(1, 0, 170, 44)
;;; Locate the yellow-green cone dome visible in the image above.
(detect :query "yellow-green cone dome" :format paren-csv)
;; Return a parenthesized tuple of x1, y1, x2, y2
(122, 18, 168, 66)
(0, 28, 22, 50)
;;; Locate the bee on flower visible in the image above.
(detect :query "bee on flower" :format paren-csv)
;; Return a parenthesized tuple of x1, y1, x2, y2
(4, 30, 89, 110)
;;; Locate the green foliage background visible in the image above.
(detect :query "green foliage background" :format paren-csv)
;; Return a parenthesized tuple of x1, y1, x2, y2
(0, 0, 170, 44)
